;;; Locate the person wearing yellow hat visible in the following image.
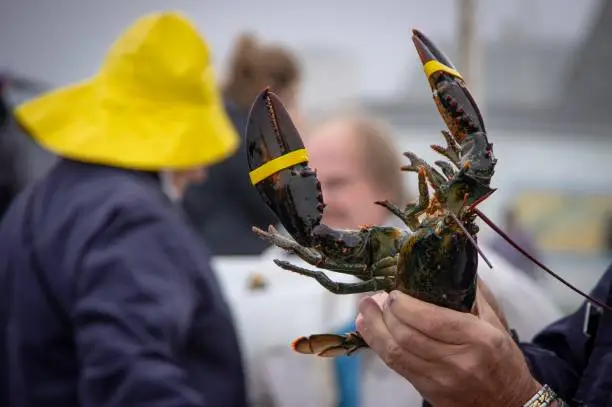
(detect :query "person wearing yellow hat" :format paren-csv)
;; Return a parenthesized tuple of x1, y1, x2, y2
(0, 82, 20, 220)
(0, 11, 248, 407)
(181, 31, 304, 256)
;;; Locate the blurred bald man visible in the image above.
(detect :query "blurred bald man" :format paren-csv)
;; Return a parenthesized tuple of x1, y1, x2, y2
(304, 115, 408, 230)
(251, 113, 563, 407)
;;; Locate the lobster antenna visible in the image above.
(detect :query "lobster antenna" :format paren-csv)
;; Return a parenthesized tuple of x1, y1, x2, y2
(475, 209, 612, 313)
(448, 211, 493, 269)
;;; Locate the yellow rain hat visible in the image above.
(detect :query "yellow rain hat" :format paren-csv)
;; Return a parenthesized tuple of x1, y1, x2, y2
(14, 11, 239, 170)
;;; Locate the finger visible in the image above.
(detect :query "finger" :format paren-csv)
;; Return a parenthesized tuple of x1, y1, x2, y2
(356, 296, 401, 363)
(355, 312, 364, 330)
(372, 292, 389, 308)
(472, 284, 487, 317)
(358, 297, 439, 382)
(382, 300, 460, 361)
(474, 289, 507, 332)
(356, 296, 388, 344)
(476, 279, 509, 329)
(386, 290, 480, 344)
(355, 292, 387, 329)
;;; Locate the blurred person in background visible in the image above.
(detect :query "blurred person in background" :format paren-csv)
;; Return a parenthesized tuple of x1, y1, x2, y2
(488, 207, 542, 280)
(251, 113, 563, 407)
(181, 32, 304, 256)
(0, 81, 19, 219)
(0, 12, 248, 407)
(0, 77, 30, 221)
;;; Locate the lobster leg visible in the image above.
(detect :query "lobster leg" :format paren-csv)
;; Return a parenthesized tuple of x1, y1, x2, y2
(375, 167, 430, 231)
(434, 160, 456, 180)
(253, 225, 372, 277)
(401, 152, 446, 194)
(431, 130, 461, 168)
(292, 331, 368, 357)
(273, 258, 396, 294)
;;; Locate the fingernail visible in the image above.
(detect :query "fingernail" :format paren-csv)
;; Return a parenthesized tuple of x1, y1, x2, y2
(385, 291, 397, 308)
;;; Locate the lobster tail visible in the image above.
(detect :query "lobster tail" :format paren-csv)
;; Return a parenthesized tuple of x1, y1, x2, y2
(245, 89, 324, 246)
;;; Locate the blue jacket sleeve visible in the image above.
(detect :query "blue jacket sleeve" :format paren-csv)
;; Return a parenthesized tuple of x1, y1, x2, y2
(73, 206, 206, 407)
(518, 264, 612, 402)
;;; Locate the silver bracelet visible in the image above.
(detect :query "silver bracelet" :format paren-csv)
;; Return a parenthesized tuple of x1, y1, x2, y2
(522, 384, 561, 407)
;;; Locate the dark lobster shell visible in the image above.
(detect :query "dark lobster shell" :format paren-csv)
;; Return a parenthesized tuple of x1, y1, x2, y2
(245, 89, 323, 247)
(411, 29, 486, 141)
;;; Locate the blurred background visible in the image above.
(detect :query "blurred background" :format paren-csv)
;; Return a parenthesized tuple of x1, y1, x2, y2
(2, 0, 612, 404)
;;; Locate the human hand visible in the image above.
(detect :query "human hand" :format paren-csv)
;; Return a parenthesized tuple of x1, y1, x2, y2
(473, 277, 509, 331)
(355, 289, 541, 407)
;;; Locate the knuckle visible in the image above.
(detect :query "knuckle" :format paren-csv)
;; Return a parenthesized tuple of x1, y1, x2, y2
(448, 348, 482, 381)
(420, 317, 439, 333)
(383, 342, 403, 367)
(461, 355, 482, 377)
(446, 318, 463, 333)
(483, 329, 506, 351)
(437, 369, 459, 391)
(425, 317, 459, 336)
(395, 326, 414, 348)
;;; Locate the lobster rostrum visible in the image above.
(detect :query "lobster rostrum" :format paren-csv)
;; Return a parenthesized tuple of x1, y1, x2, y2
(245, 29, 612, 358)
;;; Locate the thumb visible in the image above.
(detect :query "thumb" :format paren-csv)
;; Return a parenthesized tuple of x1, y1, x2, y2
(477, 277, 509, 329)
(474, 288, 508, 332)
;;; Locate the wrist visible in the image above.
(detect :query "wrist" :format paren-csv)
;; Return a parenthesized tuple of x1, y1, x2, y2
(521, 383, 566, 407)
(502, 377, 542, 406)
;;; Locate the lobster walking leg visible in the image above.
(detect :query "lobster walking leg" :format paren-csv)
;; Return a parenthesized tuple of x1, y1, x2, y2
(401, 152, 446, 194)
(375, 167, 430, 231)
(434, 160, 457, 180)
(273, 255, 397, 294)
(252, 225, 372, 277)
(431, 130, 461, 168)
(274, 259, 395, 294)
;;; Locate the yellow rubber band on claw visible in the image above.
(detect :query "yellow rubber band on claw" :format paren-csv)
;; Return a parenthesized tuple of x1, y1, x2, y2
(423, 60, 464, 81)
(249, 148, 309, 185)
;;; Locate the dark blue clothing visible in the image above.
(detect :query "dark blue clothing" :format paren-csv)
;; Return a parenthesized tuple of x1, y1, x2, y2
(520, 263, 612, 406)
(0, 159, 248, 407)
(181, 100, 276, 256)
(0, 94, 20, 220)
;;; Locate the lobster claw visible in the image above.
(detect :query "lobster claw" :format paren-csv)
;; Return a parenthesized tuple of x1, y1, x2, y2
(245, 88, 324, 246)
(411, 29, 497, 208)
(411, 29, 486, 143)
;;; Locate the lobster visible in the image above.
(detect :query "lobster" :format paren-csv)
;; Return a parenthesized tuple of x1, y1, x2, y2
(244, 29, 612, 358)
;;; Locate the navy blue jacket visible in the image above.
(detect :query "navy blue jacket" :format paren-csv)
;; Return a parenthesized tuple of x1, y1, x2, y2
(0, 94, 20, 220)
(0, 159, 248, 407)
(520, 263, 612, 406)
(181, 100, 276, 256)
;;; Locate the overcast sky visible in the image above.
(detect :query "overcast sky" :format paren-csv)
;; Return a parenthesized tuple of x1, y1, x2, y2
(0, 0, 602, 98)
